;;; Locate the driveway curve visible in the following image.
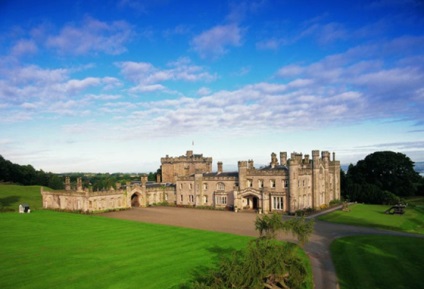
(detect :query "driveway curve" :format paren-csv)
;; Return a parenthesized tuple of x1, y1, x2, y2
(101, 207, 423, 289)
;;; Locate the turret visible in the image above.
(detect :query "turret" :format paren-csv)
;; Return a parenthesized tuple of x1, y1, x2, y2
(238, 161, 248, 190)
(217, 162, 223, 174)
(77, 177, 83, 192)
(65, 177, 71, 191)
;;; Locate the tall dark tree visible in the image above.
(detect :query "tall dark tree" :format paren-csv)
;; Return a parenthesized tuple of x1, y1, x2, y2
(344, 151, 423, 204)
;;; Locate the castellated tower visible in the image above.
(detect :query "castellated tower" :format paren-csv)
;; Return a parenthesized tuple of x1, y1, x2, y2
(238, 161, 248, 190)
(288, 152, 301, 212)
(160, 150, 212, 183)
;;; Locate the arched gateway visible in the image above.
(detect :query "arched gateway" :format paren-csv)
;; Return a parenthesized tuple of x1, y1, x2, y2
(130, 191, 142, 207)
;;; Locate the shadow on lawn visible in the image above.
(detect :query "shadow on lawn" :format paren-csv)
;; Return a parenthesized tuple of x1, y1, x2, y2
(175, 245, 242, 289)
(333, 236, 424, 289)
(0, 195, 20, 212)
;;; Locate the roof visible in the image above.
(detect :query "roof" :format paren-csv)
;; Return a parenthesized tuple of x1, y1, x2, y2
(259, 165, 288, 171)
(203, 172, 238, 178)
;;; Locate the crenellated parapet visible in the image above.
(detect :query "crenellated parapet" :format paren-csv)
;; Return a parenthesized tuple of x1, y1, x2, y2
(161, 150, 212, 164)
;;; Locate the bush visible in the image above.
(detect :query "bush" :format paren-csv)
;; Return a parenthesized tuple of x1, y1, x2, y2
(191, 239, 308, 289)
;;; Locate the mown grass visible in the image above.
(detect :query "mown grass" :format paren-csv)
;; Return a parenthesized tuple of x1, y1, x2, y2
(318, 203, 424, 234)
(331, 235, 424, 289)
(0, 184, 47, 212)
(0, 210, 313, 289)
(0, 210, 255, 289)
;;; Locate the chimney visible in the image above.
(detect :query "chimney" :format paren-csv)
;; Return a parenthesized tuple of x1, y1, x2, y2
(186, 150, 193, 157)
(280, 152, 287, 166)
(217, 162, 223, 174)
(271, 153, 278, 168)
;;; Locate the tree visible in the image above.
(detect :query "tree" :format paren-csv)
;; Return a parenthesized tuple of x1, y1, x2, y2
(191, 214, 314, 289)
(192, 238, 308, 289)
(254, 213, 314, 246)
(346, 151, 422, 199)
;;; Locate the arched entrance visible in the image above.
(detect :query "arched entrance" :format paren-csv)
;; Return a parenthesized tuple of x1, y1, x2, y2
(131, 193, 141, 207)
(243, 194, 259, 210)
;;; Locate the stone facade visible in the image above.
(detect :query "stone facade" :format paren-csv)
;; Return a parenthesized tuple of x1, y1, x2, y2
(41, 149, 340, 214)
(174, 150, 340, 214)
(160, 150, 212, 183)
(41, 176, 176, 212)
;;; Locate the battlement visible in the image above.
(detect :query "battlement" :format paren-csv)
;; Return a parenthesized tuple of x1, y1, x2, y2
(161, 150, 212, 164)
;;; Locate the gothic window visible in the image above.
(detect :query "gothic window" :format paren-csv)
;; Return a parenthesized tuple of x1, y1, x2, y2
(273, 197, 283, 210)
(258, 179, 263, 188)
(217, 182, 225, 191)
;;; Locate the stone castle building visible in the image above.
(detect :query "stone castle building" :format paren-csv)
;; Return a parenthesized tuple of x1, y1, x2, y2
(41, 149, 340, 214)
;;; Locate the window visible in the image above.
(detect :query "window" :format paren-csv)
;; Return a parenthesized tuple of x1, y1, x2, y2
(189, 195, 194, 203)
(189, 183, 193, 190)
(273, 196, 283, 210)
(203, 183, 208, 190)
(180, 183, 183, 189)
(283, 180, 288, 188)
(247, 179, 252, 187)
(180, 195, 183, 202)
(258, 180, 263, 188)
(216, 196, 227, 205)
(203, 195, 208, 203)
(217, 182, 225, 191)
(270, 179, 276, 188)
(164, 193, 168, 201)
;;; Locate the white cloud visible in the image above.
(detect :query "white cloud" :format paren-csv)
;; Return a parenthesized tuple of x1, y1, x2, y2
(197, 87, 211, 96)
(11, 39, 38, 56)
(129, 84, 167, 93)
(117, 58, 217, 93)
(191, 24, 243, 59)
(46, 17, 132, 55)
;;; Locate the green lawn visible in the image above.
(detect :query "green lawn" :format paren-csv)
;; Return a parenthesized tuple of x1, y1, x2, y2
(0, 210, 254, 289)
(0, 185, 46, 212)
(318, 203, 424, 234)
(0, 210, 313, 289)
(331, 235, 424, 289)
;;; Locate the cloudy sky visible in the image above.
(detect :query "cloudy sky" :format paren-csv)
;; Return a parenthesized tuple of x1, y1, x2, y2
(0, 0, 423, 173)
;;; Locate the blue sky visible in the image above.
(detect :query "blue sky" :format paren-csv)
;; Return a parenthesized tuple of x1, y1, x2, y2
(0, 0, 423, 173)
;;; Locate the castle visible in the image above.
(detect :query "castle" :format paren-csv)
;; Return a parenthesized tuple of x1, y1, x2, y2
(41, 149, 340, 214)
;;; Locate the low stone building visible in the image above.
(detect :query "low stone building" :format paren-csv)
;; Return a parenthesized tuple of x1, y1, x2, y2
(41, 149, 340, 214)
(41, 176, 176, 212)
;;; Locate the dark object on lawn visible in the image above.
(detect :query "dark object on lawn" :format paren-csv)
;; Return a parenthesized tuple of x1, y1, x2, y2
(19, 204, 30, 213)
(385, 204, 406, 215)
